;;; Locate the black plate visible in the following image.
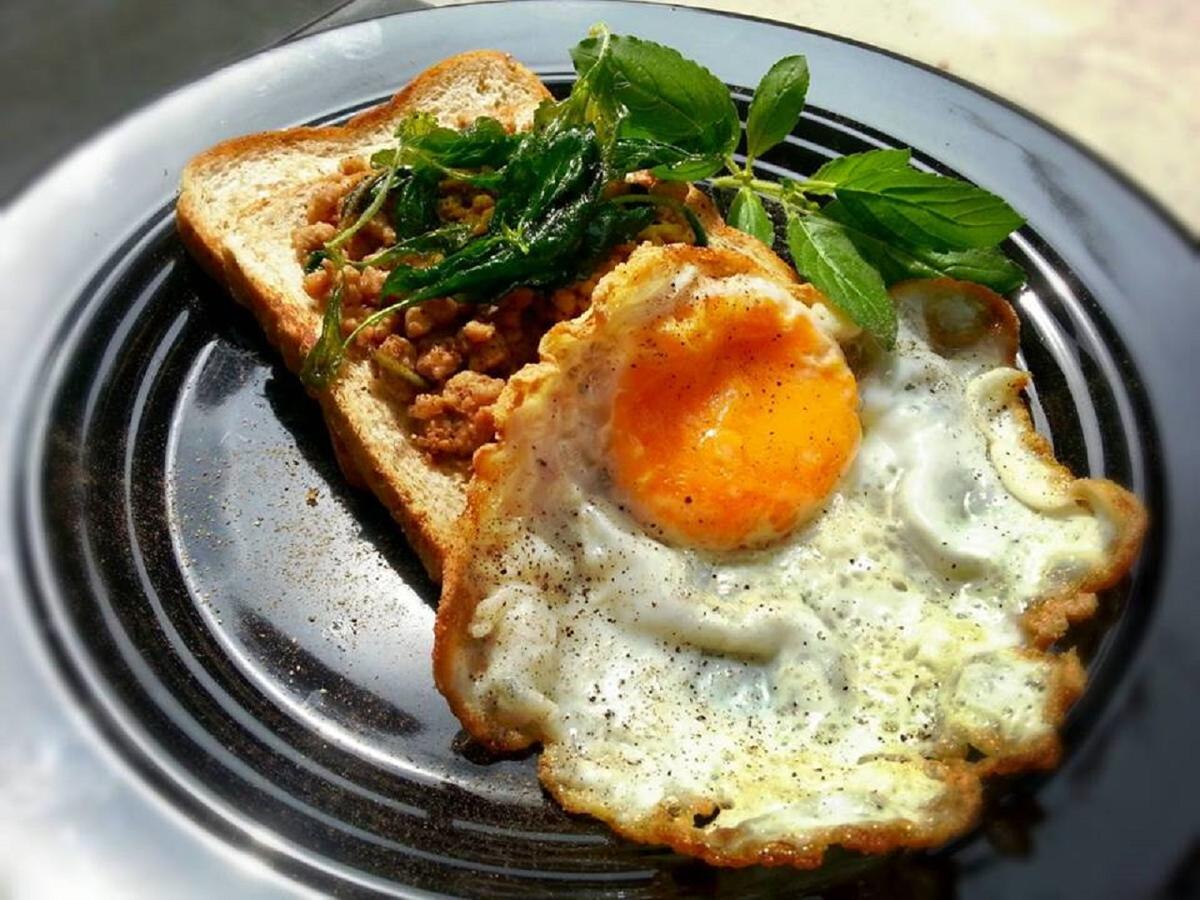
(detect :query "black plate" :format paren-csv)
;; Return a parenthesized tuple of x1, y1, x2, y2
(3, 3, 1198, 897)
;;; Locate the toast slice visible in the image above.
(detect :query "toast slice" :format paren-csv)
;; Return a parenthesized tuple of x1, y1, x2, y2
(177, 52, 553, 578)
(177, 50, 795, 581)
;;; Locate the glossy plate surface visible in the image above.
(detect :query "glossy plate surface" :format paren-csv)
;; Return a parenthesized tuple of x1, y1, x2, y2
(3, 3, 1198, 897)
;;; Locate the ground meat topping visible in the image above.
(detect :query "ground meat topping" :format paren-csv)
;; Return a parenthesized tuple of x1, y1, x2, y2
(414, 337, 463, 383)
(408, 371, 506, 458)
(294, 166, 694, 462)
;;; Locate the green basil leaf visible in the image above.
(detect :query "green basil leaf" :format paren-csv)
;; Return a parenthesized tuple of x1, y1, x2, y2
(745, 55, 810, 161)
(786, 213, 897, 347)
(377, 114, 517, 185)
(550, 26, 621, 137)
(571, 32, 740, 159)
(369, 148, 397, 169)
(303, 249, 329, 273)
(439, 116, 517, 167)
(435, 117, 516, 168)
(390, 169, 441, 239)
(610, 137, 724, 180)
(492, 127, 599, 233)
(300, 280, 346, 389)
(382, 126, 615, 306)
(823, 201, 1025, 291)
(728, 187, 774, 244)
(532, 97, 564, 133)
(836, 167, 1024, 250)
(922, 247, 1026, 292)
(804, 148, 911, 195)
(650, 155, 725, 181)
(609, 193, 708, 246)
(362, 224, 476, 270)
(581, 202, 657, 268)
(382, 192, 604, 304)
(338, 171, 387, 224)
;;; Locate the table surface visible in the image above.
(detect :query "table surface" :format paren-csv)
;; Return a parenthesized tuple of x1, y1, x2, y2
(4, 0, 1197, 235)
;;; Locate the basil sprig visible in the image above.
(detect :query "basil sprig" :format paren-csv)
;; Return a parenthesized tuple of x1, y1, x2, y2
(706, 57, 1024, 346)
(301, 24, 1026, 386)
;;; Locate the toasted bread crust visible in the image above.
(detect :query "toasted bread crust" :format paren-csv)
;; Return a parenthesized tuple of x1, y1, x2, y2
(177, 51, 553, 577)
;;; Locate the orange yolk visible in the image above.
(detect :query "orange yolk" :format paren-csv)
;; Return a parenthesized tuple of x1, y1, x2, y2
(608, 294, 860, 551)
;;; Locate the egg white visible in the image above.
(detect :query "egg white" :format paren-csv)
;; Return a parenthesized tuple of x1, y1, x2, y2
(435, 248, 1142, 865)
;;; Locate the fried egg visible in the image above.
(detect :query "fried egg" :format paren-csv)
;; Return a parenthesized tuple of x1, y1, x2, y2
(433, 244, 1145, 867)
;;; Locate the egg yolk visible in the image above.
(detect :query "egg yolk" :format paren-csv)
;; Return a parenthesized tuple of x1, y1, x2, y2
(608, 293, 860, 551)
